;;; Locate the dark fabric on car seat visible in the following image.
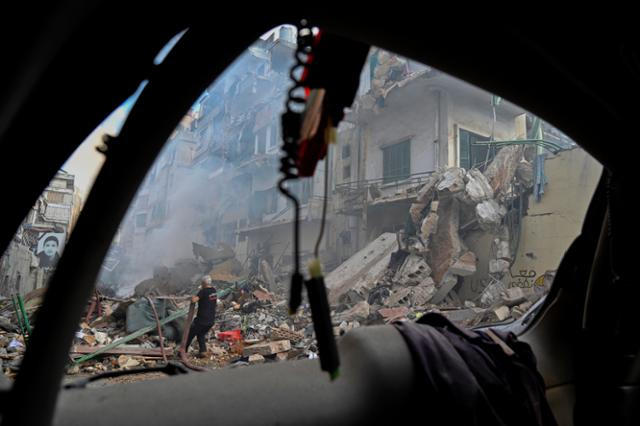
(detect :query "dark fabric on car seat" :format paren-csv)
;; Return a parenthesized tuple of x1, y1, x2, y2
(394, 313, 556, 426)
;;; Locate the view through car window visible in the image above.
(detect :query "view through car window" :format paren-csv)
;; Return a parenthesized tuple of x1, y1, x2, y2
(0, 25, 602, 383)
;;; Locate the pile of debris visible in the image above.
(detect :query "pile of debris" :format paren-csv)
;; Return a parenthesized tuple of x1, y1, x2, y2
(0, 269, 318, 381)
(326, 145, 549, 328)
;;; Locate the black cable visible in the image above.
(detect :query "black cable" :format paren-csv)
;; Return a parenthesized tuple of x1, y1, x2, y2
(314, 152, 330, 259)
(278, 19, 314, 276)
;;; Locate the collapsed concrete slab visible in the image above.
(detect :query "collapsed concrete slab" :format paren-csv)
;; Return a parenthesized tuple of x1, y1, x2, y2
(483, 145, 524, 197)
(437, 167, 466, 194)
(393, 254, 432, 286)
(428, 198, 462, 285)
(415, 172, 442, 204)
(476, 199, 506, 230)
(326, 233, 398, 304)
(464, 169, 494, 203)
(429, 273, 459, 305)
(410, 283, 436, 306)
(449, 251, 477, 277)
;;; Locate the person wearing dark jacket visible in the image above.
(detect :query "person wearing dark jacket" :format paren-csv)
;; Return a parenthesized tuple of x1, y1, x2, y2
(185, 275, 217, 357)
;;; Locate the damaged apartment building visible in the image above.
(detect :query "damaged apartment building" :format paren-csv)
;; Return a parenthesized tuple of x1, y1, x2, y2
(1, 170, 82, 296)
(102, 27, 323, 292)
(107, 35, 602, 322)
(325, 47, 602, 323)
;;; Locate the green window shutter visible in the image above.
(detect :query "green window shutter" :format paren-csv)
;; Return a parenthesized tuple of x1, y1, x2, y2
(383, 139, 411, 183)
(459, 130, 470, 169)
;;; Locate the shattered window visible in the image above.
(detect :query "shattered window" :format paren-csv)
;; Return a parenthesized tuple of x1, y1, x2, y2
(0, 25, 602, 383)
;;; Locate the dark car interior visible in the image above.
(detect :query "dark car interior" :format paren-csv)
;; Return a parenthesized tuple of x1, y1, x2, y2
(0, 3, 638, 425)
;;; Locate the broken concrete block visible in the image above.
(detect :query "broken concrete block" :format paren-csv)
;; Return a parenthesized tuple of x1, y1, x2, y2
(450, 251, 477, 277)
(437, 167, 466, 194)
(464, 169, 494, 203)
(326, 233, 398, 304)
(243, 340, 291, 356)
(409, 203, 428, 225)
(428, 198, 461, 284)
(483, 145, 524, 196)
(393, 254, 431, 286)
(501, 287, 526, 306)
(410, 282, 436, 306)
(489, 259, 510, 274)
(248, 354, 265, 364)
(479, 280, 507, 307)
(429, 273, 459, 305)
(270, 326, 304, 343)
(367, 285, 391, 306)
(491, 305, 511, 322)
(385, 288, 412, 307)
(117, 355, 140, 369)
(93, 331, 108, 346)
(0, 317, 18, 333)
(511, 301, 533, 319)
(476, 199, 506, 229)
(337, 301, 370, 322)
(378, 306, 409, 321)
(495, 236, 511, 260)
(416, 172, 441, 203)
(420, 212, 439, 241)
(275, 352, 288, 362)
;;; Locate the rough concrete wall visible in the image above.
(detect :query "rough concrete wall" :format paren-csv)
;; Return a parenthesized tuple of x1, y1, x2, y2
(364, 90, 438, 182)
(457, 148, 601, 301)
(510, 148, 602, 276)
(0, 242, 38, 296)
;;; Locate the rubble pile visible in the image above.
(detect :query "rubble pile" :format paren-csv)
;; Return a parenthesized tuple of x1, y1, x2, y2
(0, 147, 553, 381)
(0, 238, 321, 381)
(0, 278, 318, 380)
(328, 146, 549, 328)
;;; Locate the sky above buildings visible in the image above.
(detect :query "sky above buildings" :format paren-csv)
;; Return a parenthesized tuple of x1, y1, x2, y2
(63, 25, 293, 199)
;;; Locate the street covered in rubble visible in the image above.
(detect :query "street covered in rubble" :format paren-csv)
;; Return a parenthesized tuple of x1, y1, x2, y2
(0, 26, 601, 385)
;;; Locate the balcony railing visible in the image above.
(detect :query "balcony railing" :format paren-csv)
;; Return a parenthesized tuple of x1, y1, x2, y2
(334, 171, 435, 193)
(333, 171, 435, 214)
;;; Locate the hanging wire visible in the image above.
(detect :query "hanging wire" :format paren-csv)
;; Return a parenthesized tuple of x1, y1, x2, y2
(314, 149, 330, 258)
(483, 95, 499, 169)
(277, 20, 315, 274)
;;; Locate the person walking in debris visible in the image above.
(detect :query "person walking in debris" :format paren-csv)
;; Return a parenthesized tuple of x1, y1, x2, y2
(185, 275, 217, 358)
